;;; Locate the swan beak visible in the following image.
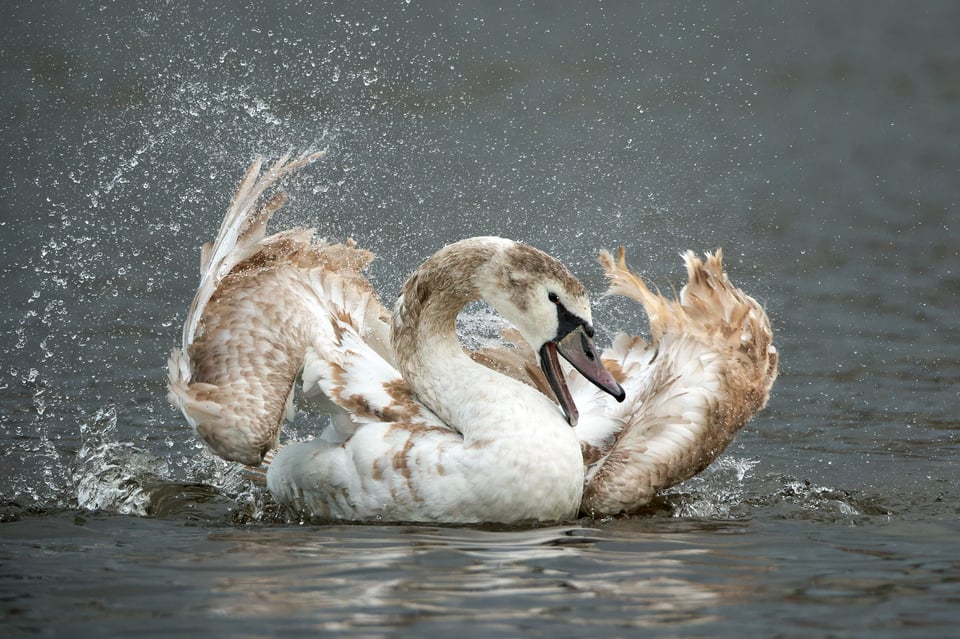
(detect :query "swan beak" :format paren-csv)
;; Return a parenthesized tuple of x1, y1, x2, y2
(556, 326, 626, 404)
(540, 326, 626, 427)
(540, 341, 580, 426)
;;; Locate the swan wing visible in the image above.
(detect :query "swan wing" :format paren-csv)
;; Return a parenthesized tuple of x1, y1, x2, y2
(581, 248, 778, 516)
(182, 150, 324, 351)
(167, 154, 443, 465)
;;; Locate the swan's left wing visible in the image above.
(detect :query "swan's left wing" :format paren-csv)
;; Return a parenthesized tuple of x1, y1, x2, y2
(580, 248, 778, 516)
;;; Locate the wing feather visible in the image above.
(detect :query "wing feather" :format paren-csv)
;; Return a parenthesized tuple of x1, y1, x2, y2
(167, 152, 443, 465)
(581, 248, 778, 516)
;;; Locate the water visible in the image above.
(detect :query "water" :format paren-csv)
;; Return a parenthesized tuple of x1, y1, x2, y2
(2, 1, 958, 636)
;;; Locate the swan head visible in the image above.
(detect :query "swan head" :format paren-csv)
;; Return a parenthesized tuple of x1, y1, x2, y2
(476, 238, 626, 425)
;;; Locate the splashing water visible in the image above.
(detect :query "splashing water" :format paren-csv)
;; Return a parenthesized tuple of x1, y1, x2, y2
(71, 404, 164, 516)
(667, 457, 762, 519)
(67, 403, 282, 522)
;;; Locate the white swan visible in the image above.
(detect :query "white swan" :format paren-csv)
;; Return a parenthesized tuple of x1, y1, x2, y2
(167, 152, 777, 523)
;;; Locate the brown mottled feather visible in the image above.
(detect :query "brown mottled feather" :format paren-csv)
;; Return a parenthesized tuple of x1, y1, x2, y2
(167, 152, 395, 465)
(579, 247, 778, 515)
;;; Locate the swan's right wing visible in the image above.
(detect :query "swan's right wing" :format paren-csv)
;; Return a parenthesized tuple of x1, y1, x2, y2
(167, 154, 446, 466)
(181, 150, 325, 352)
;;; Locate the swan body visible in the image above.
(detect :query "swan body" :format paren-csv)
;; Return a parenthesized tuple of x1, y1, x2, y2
(264, 236, 613, 523)
(168, 152, 778, 522)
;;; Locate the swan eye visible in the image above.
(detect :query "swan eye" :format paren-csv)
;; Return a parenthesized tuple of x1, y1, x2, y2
(548, 292, 559, 304)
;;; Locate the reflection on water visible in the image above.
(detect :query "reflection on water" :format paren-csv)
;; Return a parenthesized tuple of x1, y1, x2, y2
(0, 517, 760, 635)
(202, 532, 739, 632)
(5, 511, 957, 637)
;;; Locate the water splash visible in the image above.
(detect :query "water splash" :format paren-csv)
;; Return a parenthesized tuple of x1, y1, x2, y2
(756, 476, 887, 521)
(661, 455, 890, 523)
(71, 404, 166, 516)
(667, 456, 761, 519)
(67, 403, 284, 522)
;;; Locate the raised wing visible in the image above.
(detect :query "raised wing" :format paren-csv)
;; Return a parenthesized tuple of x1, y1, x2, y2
(581, 248, 778, 516)
(167, 153, 444, 465)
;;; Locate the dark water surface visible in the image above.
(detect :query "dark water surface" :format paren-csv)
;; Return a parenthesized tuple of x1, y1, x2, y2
(2, 1, 958, 637)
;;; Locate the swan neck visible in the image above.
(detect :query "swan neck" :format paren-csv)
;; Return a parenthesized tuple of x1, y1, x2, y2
(391, 240, 519, 431)
(392, 241, 494, 372)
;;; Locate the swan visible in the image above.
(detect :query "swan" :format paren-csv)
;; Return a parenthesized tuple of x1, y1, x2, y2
(167, 151, 778, 523)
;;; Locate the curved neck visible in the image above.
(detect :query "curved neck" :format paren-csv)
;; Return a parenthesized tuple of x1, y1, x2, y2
(390, 239, 555, 436)
(392, 239, 493, 362)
